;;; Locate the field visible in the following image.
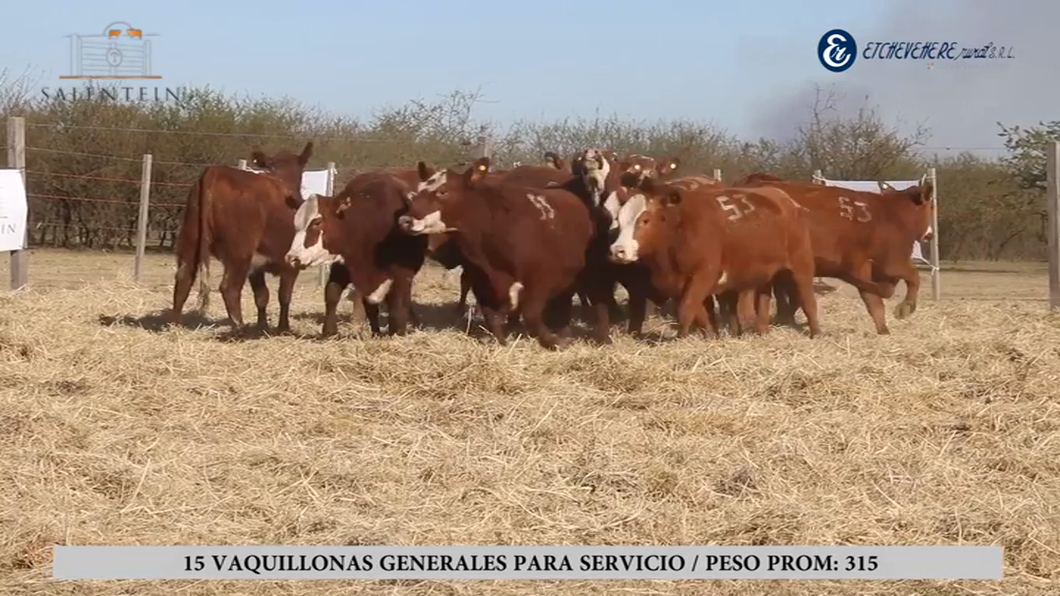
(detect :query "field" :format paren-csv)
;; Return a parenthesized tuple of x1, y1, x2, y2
(1, 248, 1059, 596)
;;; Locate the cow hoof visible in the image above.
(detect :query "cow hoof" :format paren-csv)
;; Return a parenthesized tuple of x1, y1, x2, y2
(876, 327, 891, 335)
(894, 301, 916, 319)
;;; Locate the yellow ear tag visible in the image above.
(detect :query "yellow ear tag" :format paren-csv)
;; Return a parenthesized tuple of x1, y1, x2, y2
(669, 163, 677, 169)
(634, 164, 642, 170)
(478, 165, 487, 171)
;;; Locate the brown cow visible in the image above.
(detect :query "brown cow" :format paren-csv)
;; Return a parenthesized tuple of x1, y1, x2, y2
(608, 177, 823, 338)
(322, 167, 427, 335)
(740, 172, 934, 334)
(171, 142, 313, 333)
(398, 158, 597, 350)
(285, 171, 427, 337)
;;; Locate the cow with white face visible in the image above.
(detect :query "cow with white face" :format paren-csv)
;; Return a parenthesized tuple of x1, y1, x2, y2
(284, 172, 427, 337)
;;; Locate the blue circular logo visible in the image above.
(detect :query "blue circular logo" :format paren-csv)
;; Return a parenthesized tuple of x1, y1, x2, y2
(818, 29, 857, 72)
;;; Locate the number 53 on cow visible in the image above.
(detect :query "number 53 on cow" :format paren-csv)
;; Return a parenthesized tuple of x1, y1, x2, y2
(715, 194, 756, 221)
(837, 196, 872, 222)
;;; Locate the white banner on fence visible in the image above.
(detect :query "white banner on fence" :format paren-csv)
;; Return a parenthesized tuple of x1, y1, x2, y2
(245, 167, 331, 200)
(814, 178, 929, 265)
(52, 545, 1002, 581)
(0, 169, 28, 252)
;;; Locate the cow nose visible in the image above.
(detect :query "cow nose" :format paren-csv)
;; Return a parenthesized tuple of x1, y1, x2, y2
(285, 254, 300, 266)
(610, 245, 627, 262)
(922, 227, 934, 242)
(398, 215, 414, 231)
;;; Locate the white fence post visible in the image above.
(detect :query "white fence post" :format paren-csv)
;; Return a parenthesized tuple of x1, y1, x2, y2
(237, 159, 247, 170)
(928, 167, 941, 300)
(1047, 142, 1060, 310)
(7, 116, 27, 290)
(713, 168, 722, 182)
(318, 161, 336, 289)
(134, 153, 153, 283)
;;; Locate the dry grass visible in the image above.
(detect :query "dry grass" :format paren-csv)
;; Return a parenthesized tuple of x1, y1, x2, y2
(1, 249, 1059, 596)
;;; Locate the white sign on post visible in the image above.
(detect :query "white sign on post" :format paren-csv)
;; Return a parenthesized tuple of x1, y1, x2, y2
(0, 169, 28, 252)
(243, 166, 330, 200)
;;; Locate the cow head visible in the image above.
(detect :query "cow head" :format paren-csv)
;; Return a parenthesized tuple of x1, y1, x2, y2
(573, 148, 632, 228)
(608, 176, 680, 264)
(284, 192, 345, 269)
(397, 159, 487, 235)
(249, 141, 314, 207)
(905, 175, 935, 242)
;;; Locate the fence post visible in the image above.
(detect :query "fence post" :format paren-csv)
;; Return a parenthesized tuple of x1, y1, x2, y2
(134, 153, 153, 283)
(928, 167, 941, 301)
(713, 168, 722, 183)
(318, 161, 336, 289)
(1048, 142, 1060, 310)
(237, 159, 247, 170)
(476, 133, 492, 160)
(7, 116, 27, 290)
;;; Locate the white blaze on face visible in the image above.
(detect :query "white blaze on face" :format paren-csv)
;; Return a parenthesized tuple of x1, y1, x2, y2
(609, 193, 646, 263)
(404, 210, 449, 235)
(417, 171, 448, 193)
(603, 190, 622, 231)
(286, 195, 343, 268)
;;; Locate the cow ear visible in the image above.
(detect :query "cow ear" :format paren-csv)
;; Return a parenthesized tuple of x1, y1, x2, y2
(299, 142, 314, 167)
(250, 151, 268, 168)
(619, 158, 637, 173)
(543, 151, 562, 170)
(601, 150, 617, 163)
(335, 194, 353, 217)
(417, 161, 435, 182)
(911, 183, 932, 205)
(658, 156, 680, 175)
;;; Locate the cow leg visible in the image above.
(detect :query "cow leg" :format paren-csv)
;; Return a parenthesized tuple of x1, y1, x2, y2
(585, 279, 615, 345)
(363, 299, 382, 336)
(219, 261, 251, 329)
(406, 283, 421, 329)
(276, 268, 296, 334)
(889, 261, 920, 319)
(248, 270, 270, 331)
(521, 287, 567, 350)
(322, 266, 351, 337)
(626, 287, 649, 338)
(735, 290, 757, 336)
(171, 260, 198, 325)
(457, 269, 472, 316)
(677, 275, 718, 339)
(544, 290, 575, 339)
(754, 284, 773, 335)
(790, 271, 822, 338)
(772, 276, 798, 327)
(716, 291, 739, 336)
(385, 276, 412, 336)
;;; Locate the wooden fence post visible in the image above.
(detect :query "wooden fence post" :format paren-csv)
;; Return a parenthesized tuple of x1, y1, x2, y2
(134, 153, 153, 283)
(928, 167, 941, 300)
(318, 161, 336, 289)
(7, 116, 27, 291)
(1047, 141, 1060, 310)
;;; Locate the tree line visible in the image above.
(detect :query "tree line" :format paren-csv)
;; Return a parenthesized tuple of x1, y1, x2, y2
(0, 70, 1056, 262)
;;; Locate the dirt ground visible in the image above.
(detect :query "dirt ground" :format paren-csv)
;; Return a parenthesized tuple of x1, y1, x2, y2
(1, 249, 1058, 595)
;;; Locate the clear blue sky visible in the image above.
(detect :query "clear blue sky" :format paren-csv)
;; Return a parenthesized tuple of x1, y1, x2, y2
(1, 0, 1019, 148)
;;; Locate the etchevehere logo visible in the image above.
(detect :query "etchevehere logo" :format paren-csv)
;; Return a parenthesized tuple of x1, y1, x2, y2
(818, 29, 857, 73)
(61, 21, 161, 80)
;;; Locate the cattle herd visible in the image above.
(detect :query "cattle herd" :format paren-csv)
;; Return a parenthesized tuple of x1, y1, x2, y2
(168, 142, 935, 349)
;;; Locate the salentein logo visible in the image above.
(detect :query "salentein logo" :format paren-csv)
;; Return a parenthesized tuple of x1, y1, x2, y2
(818, 29, 857, 73)
(62, 21, 160, 79)
(42, 21, 186, 102)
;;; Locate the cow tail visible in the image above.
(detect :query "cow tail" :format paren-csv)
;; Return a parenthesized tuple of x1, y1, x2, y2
(194, 173, 212, 312)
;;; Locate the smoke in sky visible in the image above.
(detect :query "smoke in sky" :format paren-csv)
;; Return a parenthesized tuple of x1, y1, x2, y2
(747, 0, 1059, 154)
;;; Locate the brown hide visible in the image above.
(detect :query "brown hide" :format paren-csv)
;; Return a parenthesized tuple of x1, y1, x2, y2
(171, 142, 313, 332)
